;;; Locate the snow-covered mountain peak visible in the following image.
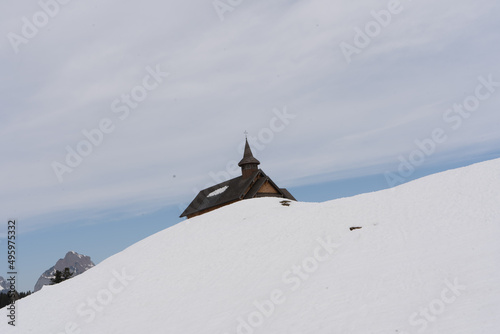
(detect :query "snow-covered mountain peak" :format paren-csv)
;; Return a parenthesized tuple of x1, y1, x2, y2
(33, 251, 95, 292)
(0, 276, 7, 293)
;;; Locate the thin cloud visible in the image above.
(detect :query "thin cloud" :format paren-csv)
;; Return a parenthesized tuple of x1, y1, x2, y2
(1, 0, 499, 230)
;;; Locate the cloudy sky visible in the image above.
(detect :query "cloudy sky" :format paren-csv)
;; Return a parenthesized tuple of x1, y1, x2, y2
(1, 0, 499, 290)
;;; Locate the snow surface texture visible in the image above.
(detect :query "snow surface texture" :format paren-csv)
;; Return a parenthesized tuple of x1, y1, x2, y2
(207, 185, 229, 197)
(33, 251, 95, 292)
(2, 159, 500, 333)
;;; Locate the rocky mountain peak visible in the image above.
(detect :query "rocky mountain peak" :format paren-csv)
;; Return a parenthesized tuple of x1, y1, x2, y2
(33, 251, 95, 292)
(0, 276, 7, 293)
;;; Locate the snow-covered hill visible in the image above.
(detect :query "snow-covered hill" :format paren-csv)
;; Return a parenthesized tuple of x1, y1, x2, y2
(2, 159, 500, 333)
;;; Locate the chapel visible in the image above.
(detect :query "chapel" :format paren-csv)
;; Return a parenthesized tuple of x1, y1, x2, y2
(180, 139, 296, 218)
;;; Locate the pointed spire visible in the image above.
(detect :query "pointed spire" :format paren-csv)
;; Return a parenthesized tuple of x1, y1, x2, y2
(238, 137, 260, 179)
(238, 138, 260, 167)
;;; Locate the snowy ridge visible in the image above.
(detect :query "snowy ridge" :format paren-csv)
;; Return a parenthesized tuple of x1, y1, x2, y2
(2, 158, 500, 333)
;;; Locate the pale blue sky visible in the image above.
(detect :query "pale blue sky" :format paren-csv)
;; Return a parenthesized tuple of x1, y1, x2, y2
(1, 0, 499, 291)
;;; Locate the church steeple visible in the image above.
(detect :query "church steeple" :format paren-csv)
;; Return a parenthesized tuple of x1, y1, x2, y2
(238, 138, 260, 178)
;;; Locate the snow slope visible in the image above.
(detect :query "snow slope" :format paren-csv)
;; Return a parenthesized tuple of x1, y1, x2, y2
(2, 159, 500, 333)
